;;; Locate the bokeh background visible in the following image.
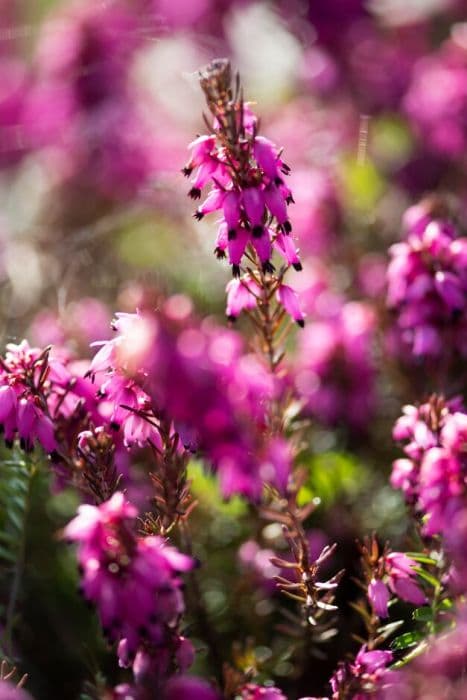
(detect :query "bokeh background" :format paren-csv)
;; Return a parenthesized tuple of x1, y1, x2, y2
(1, 0, 467, 697)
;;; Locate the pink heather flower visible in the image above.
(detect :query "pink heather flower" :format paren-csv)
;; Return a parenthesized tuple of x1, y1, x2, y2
(0, 340, 62, 454)
(391, 398, 467, 537)
(387, 208, 467, 358)
(222, 191, 242, 234)
(195, 188, 225, 218)
(385, 553, 427, 606)
(353, 647, 393, 675)
(243, 187, 266, 233)
(273, 232, 302, 271)
(253, 136, 281, 180)
(277, 284, 305, 327)
(226, 276, 260, 320)
(113, 307, 291, 500)
(263, 184, 291, 232)
(330, 644, 394, 699)
(227, 228, 252, 275)
(183, 135, 216, 176)
(367, 553, 426, 617)
(187, 71, 296, 282)
(368, 578, 390, 618)
(65, 492, 193, 667)
(240, 685, 287, 700)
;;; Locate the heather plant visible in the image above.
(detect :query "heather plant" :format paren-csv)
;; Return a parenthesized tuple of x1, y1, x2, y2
(0, 2, 467, 700)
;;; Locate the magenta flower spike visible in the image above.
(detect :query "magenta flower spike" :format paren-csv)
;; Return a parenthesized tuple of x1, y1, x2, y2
(65, 492, 194, 681)
(277, 285, 305, 327)
(186, 59, 304, 328)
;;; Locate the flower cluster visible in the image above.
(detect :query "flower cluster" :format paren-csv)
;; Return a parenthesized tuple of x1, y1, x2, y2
(327, 645, 395, 700)
(294, 301, 376, 430)
(0, 341, 57, 454)
(184, 59, 304, 328)
(65, 492, 194, 686)
(239, 685, 287, 699)
(88, 312, 165, 449)
(387, 204, 467, 358)
(98, 306, 291, 500)
(391, 395, 467, 536)
(404, 27, 467, 159)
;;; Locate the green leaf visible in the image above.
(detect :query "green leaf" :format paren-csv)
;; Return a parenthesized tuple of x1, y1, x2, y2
(390, 631, 424, 650)
(414, 567, 440, 590)
(412, 607, 433, 622)
(392, 640, 428, 668)
(404, 553, 438, 566)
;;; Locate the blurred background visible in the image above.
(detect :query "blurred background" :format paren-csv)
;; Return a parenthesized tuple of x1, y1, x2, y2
(1, 0, 467, 697)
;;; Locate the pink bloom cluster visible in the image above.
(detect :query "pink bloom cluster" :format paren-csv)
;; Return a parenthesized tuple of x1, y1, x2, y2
(368, 552, 426, 619)
(65, 492, 194, 684)
(387, 205, 467, 357)
(328, 645, 395, 700)
(185, 100, 304, 326)
(404, 28, 467, 159)
(294, 301, 376, 430)
(391, 397, 467, 536)
(0, 341, 57, 453)
(88, 312, 165, 449)
(90, 306, 290, 500)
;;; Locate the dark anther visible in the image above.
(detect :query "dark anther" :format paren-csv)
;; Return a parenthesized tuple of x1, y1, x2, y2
(188, 187, 201, 200)
(283, 220, 292, 233)
(293, 262, 303, 271)
(262, 261, 275, 274)
(182, 166, 193, 177)
(193, 210, 204, 221)
(252, 225, 263, 238)
(296, 319, 305, 328)
(228, 228, 237, 240)
(232, 264, 241, 277)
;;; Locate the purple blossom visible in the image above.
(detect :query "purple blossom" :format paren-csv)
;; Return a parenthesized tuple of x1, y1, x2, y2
(240, 685, 287, 700)
(367, 553, 426, 618)
(391, 397, 467, 536)
(90, 308, 291, 500)
(65, 492, 194, 681)
(185, 68, 303, 324)
(387, 208, 467, 358)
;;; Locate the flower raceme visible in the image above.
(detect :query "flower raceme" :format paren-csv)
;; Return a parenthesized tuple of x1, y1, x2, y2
(89, 305, 291, 500)
(387, 203, 467, 358)
(184, 59, 304, 328)
(64, 492, 194, 684)
(391, 396, 467, 537)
